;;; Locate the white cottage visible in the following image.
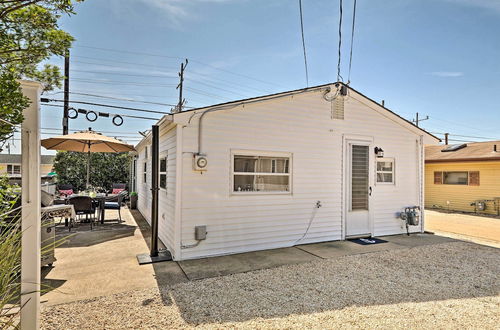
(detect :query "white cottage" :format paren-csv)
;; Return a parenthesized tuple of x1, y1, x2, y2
(134, 83, 439, 260)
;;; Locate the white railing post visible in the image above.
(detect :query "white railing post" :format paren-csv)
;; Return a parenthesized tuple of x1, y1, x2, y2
(20, 80, 43, 330)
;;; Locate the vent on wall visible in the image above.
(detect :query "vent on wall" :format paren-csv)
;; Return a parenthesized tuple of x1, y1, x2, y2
(332, 97, 344, 120)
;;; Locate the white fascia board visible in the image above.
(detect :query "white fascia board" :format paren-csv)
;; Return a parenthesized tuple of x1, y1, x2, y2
(348, 89, 440, 144)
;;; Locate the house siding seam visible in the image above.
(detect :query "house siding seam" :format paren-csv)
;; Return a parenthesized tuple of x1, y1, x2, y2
(425, 161, 500, 215)
(178, 90, 423, 260)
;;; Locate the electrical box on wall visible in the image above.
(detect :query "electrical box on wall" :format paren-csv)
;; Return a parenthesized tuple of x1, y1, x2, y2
(193, 154, 208, 171)
(195, 225, 207, 240)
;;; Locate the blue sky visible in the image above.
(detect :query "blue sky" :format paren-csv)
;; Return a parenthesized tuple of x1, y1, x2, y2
(5, 0, 500, 154)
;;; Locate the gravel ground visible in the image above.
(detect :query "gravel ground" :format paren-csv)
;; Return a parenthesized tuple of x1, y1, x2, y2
(41, 242, 500, 329)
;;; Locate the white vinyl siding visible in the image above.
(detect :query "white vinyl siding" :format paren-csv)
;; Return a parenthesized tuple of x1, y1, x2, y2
(177, 88, 424, 260)
(136, 125, 177, 257)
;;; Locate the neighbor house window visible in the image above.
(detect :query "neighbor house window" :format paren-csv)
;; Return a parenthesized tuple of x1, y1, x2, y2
(376, 158, 394, 184)
(7, 164, 21, 175)
(159, 155, 167, 190)
(434, 171, 479, 186)
(143, 162, 147, 184)
(443, 171, 468, 185)
(232, 152, 291, 193)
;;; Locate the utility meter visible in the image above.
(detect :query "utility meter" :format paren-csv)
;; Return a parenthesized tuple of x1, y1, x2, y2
(193, 154, 208, 171)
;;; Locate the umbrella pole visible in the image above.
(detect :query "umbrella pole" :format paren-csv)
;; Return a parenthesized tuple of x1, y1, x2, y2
(86, 143, 90, 189)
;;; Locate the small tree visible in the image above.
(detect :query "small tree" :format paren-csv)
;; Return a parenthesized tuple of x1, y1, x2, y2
(53, 151, 131, 191)
(0, 0, 82, 142)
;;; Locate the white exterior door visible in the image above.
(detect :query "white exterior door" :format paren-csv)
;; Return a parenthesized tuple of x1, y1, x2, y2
(345, 140, 372, 237)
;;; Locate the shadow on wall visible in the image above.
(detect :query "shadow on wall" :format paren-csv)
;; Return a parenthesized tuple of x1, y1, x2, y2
(131, 209, 499, 326)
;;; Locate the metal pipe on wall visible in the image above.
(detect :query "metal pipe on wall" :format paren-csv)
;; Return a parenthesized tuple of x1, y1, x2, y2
(150, 125, 159, 257)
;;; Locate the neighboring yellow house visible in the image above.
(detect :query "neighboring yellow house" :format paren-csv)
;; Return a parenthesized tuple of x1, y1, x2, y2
(425, 141, 500, 215)
(0, 154, 55, 178)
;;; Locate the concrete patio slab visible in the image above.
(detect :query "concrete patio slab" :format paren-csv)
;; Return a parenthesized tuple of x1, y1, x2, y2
(178, 247, 319, 280)
(380, 233, 457, 247)
(296, 239, 406, 259)
(41, 208, 188, 306)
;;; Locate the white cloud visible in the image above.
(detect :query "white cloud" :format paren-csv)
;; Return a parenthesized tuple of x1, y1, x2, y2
(443, 0, 500, 13)
(429, 71, 464, 77)
(136, 0, 243, 27)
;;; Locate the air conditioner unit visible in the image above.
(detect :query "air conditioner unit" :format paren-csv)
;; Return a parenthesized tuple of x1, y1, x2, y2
(193, 154, 208, 171)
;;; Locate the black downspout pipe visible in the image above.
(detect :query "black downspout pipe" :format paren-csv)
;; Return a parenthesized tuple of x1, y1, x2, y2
(150, 125, 159, 257)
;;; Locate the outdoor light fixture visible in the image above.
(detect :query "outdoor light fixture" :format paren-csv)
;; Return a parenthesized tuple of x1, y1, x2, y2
(374, 147, 384, 157)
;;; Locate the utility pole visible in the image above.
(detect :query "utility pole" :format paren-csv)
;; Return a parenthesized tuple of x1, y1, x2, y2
(63, 49, 70, 135)
(444, 133, 449, 145)
(175, 59, 188, 113)
(413, 112, 429, 127)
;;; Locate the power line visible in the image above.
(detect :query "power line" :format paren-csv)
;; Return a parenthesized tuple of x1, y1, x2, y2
(430, 132, 500, 140)
(71, 69, 177, 79)
(71, 78, 177, 87)
(337, 0, 343, 82)
(298, 0, 309, 87)
(41, 127, 140, 135)
(49, 91, 189, 108)
(41, 103, 160, 121)
(75, 44, 284, 87)
(73, 56, 273, 94)
(347, 0, 357, 85)
(42, 98, 171, 115)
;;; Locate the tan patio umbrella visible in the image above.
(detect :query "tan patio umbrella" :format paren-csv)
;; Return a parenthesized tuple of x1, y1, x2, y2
(41, 128, 136, 188)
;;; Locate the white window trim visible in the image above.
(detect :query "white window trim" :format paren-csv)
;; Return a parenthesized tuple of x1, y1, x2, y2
(159, 153, 168, 191)
(230, 149, 293, 195)
(143, 161, 147, 185)
(375, 157, 395, 185)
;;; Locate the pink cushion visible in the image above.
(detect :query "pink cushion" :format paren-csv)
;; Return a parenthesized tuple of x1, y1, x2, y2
(112, 188, 124, 194)
(59, 189, 73, 196)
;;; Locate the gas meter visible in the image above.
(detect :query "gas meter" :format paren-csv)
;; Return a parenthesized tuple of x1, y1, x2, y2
(399, 206, 420, 236)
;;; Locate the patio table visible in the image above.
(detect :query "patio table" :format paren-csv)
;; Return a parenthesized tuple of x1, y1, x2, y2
(54, 194, 118, 224)
(94, 193, 119, 224)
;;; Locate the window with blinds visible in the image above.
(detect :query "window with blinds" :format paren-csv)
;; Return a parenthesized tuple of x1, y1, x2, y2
(351, 145, 369, 210)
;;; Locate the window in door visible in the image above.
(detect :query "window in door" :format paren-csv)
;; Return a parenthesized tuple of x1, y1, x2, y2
(351, 145, 369, 210)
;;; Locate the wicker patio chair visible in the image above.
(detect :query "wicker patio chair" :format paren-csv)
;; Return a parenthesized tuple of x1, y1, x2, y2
(103, 191, 126, 223)
(68, 196, 96, 230)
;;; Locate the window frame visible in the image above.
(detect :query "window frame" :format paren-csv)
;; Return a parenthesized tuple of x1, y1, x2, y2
(159, 154, 167, 191)
(375, 158, 395, 185)
(442, 171, 469, 185)
(6, 164, 21, 175)
(230, 150, 293, 195)
(143, 161, 147, 185)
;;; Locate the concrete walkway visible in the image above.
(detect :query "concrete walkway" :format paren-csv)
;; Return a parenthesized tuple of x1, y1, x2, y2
(425, 210, 500, 248)
(178, 234, 456, 281)
(41, 208, 186, 306)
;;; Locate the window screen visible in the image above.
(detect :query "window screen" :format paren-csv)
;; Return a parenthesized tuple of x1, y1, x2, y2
(233, 155, 290, 193)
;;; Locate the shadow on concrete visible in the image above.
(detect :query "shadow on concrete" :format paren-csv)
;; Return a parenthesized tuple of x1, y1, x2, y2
(40, 265, 66, 297)
(54, 222, 136, 248)
(129, 209, 188, 305)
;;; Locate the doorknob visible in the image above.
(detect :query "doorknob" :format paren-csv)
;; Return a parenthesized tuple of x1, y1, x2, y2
(369, 186, 372, 196)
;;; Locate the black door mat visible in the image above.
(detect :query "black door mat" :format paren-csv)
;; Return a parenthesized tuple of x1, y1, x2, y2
(348, 237, 388, 245)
